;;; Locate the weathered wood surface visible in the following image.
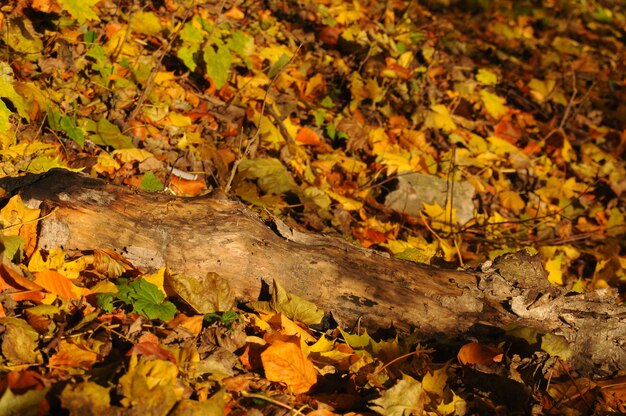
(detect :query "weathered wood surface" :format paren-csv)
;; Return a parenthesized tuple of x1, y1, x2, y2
(1, 169, 624, 374)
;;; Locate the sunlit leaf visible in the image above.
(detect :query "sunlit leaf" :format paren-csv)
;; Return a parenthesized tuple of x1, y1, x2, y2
(204, 45, 233, 89)
(141, 171, 164, 191)
(34, 270, 91, 300)
(57, 0, 100, 23)
(480, 90, 508, 119)
(457, 342, 502, 365)
(426, 104, 456, 132)
(83, 118, 134, 149)
(131, 11, 164, 36)
(249, 279, 324, 325)
(476, 68, 498, 85)
(261, 340, 317, 394)
(545, 255, 563, 285)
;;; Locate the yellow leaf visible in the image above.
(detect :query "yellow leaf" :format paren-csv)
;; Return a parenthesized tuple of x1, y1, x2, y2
(153, 72, 176, 85)
(119, 355, 180, 408)
(545, 255, 563, 285)
(267, 313, 316, 343)
(130, 11, 164, 36)
(427, 104, 456, 133)
(304, 335, 335, 354)
(49, 340, 99, 369)
(476, 69, 498, 85)
(423, 365, 449, 396)
(325, 190, 363, 210)
(112, 148, 154, 163)
(143, 267, 168, 295)
(0, 141, 55, 159)
(480, 90, 508, 119)
(28, 247, 66, 272)
(498, 190, 525, 213)
(488, 135, 519, 155)
(422, 201, 444, 219)
(166, 112, 192, 127)
(261, 340, 317, 394)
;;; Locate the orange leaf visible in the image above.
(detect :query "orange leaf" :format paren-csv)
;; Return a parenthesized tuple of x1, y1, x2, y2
(168, 175, 206, 196)
(240, 343, 265, 371)
(457, 342, 502, 366)
(0, 262, 41, 291)
(34, 270, 90, 300)
(494, 118, 522, 144)
(48, 341, 99, 369)
(168, 314, 203, 337)
(224, 5, 244, 19)
(261, 340, 317, 394)
(127, 341, 177, 364)
(296, 127, 321, 146)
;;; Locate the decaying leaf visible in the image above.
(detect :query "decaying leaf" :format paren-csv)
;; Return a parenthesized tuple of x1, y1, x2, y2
(166, 271, 235, 314)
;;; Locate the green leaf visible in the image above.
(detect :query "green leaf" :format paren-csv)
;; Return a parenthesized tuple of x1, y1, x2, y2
(178, 45, 200, 72)
(181, 21, 205, 44)
(1, 235, 24, 262)
(204, 311, 240, 327)
(268, 53, 290, 79)
(134, 298, 176, 321)
(83, 30, 96, 44)
(541, 333, 572, 360)
(83, 118, 134, 149)
(57, 0, 100, 24)
(141, 171, 164, 192)
(59, 115, 85, 148)
(228, 31, 254, 61)
(204, 45, 233, 89)
(96, 293, 115, 313)
(127, 278, 177, 321)
(0, 387, 49, 416)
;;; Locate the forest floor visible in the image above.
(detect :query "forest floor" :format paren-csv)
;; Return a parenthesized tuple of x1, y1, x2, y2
(0, 0, 625, 414)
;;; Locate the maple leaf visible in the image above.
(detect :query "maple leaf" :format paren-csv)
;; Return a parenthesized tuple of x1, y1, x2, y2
(261, 340, 317, 394)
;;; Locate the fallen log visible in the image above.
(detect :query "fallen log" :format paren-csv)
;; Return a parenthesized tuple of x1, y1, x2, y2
(0, 169, 624, 374)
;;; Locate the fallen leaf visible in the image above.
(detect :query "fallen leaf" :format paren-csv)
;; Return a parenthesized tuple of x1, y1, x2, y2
(261, 340, 317, 394)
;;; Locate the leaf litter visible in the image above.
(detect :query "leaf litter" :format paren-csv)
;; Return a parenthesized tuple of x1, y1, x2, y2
(0, 0, 625, 413)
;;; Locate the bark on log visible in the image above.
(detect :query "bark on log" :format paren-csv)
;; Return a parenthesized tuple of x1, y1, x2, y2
(1, 169, 624, 374)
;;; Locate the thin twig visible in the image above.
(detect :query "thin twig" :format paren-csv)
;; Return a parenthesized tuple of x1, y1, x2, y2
(126, 8, 194, 126)
(224, 43, 303, 193)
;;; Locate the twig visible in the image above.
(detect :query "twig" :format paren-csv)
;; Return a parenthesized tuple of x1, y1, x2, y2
(224, 43, 303, 193)
(126, 8, 193, 127)
(240, 391, 310, 415)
